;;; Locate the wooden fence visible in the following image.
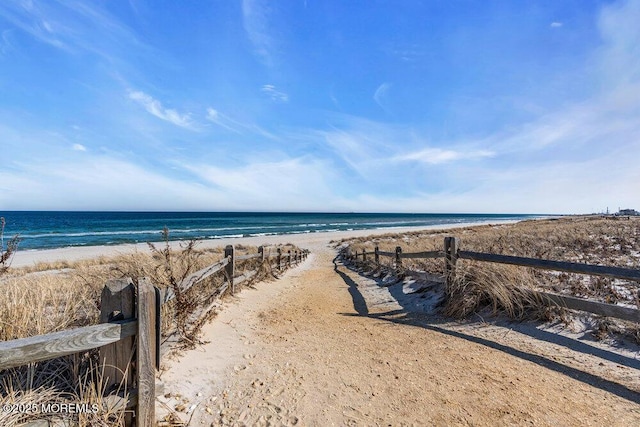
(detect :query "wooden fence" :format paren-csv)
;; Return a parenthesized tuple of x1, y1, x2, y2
(0, 245, 308, 427)
(346, 236, 640, 323)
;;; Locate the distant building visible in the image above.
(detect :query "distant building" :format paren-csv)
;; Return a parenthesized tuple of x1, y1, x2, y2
(617, 208, 639, 216)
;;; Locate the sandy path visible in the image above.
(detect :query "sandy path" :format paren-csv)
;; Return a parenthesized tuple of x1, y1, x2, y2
(158, 241, 640, 426)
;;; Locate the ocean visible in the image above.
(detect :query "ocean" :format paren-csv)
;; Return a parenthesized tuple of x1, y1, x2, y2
(0, 211, 541, 251)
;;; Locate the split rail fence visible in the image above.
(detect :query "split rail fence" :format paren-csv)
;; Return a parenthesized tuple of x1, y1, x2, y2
(347, 236, 640, 323)
(0, 245, 308, 427)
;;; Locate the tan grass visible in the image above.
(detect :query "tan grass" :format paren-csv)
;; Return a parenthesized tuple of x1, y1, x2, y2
(1, 230, 306, 425)
(342, 216, 640, 336)
(1, 354, 128, 426)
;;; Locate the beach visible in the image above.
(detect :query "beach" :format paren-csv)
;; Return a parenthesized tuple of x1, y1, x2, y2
(5, 216, 640, 425)
(10, 220, 522, 268)
(152, 216, 640, 426)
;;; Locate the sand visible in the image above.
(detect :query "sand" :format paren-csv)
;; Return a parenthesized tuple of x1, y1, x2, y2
(154, 237, 640, 426)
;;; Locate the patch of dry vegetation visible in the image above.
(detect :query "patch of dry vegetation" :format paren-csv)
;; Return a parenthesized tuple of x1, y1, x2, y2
(0, 217, 19, 276)
(0, 230, 305, 426)
(342, 216, 640, 341)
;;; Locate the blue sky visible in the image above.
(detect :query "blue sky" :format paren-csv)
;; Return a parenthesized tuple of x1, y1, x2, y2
(1, 0, 639, 214)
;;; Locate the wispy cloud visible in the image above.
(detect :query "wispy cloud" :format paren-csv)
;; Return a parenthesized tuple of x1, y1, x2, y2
(72, 143, 87, 151)
(0, 0, 148, 60)
(0, 156, 221, 211)
(597, 0, 640, 89)
(205, 107, 279, 139)
(383, 42, 426, 62)
(0, 1, 69, 50)
(550, 22, 563, 28)
(182, 157, 338, 210)
(206, 108, 242, 133)
(373, 82, 392, 113)
(129, 90, 195, 129)
(261, 84, 288, 102)
(242, 0, 276, 67)
(394, 147, 494, 165)
(0, 29, 15, 55)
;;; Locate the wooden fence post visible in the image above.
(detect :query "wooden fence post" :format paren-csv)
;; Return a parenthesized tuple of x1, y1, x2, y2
(444, 237, 460, 288)
(99, 279, 135, 394)
(362, 249, 367, 263)
(225, 245, 235, 295)
(395, 246, 402, 269)
(277, 248, 282, 271)
(259, 246, 265, 263)
(374, 246, 379, 264)
(99, 278, 135, 426)
(288, 250, 292, 267)
(136, 278, 157, 427)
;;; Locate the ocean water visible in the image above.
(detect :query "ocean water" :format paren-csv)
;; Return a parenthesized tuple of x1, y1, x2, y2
(0, 211, 541, 251)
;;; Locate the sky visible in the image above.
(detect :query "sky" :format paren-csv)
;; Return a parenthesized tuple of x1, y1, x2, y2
(0, 0, 639, 214)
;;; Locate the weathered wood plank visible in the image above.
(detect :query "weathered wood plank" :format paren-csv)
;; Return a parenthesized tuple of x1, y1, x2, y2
(277, 248, 282, 271)
(99, 279, 136, 393)
(235, 253, 262, 261)
(136, 279, 156, 427)
(225, 245, 235, 295)
(0, 320, 137, 370)
(533, 291, 640, 323)
(395, 246, 402, 268)
(235, 269, 259, 286)
(376, 250, 395, 257)
(445, 237, 460, 288)
(161, 258, 229, 303)
(458, 250, 640, 282)
(400, 250, 444, 259)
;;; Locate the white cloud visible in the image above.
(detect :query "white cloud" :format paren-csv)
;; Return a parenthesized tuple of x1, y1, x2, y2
(394, 147, 494, 164)
(597, 0, 640, 89)
(205, 107, 279, 139)
(261, 84, 288, 102)
(242, 0, 276, 66)
(206, 107, 251, 134)
(373, 82, 392, 113)
(72, 143, 86, 151)
(550, 22, 563, 28)
(0, 156, 224, 211)
(0, 29, 15, 55)
(129, 90, 195, 129)
(0, 0, 148, 60)
(206, 108, 219, 121)
(315, 119, 398, 177)
(181, 157, 340, 210)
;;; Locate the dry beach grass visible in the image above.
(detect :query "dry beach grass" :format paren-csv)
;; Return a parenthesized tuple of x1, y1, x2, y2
(0, 232, 303, 426)
(341, 216, 640, 341)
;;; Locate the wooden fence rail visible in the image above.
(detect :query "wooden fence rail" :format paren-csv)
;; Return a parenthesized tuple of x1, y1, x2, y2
(347, 236, 640, 323)
(0, 244, 308, 427)
(458, 250, 640, 281)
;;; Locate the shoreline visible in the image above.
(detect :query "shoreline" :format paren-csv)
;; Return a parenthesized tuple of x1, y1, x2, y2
(10, 220, 522, 268)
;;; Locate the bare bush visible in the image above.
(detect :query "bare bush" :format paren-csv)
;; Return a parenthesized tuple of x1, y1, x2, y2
(0, 217, 19, 276)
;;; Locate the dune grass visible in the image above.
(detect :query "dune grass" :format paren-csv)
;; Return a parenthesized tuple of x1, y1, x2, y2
(0, 233, 304, 426)
(342, 216, 640, 341)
